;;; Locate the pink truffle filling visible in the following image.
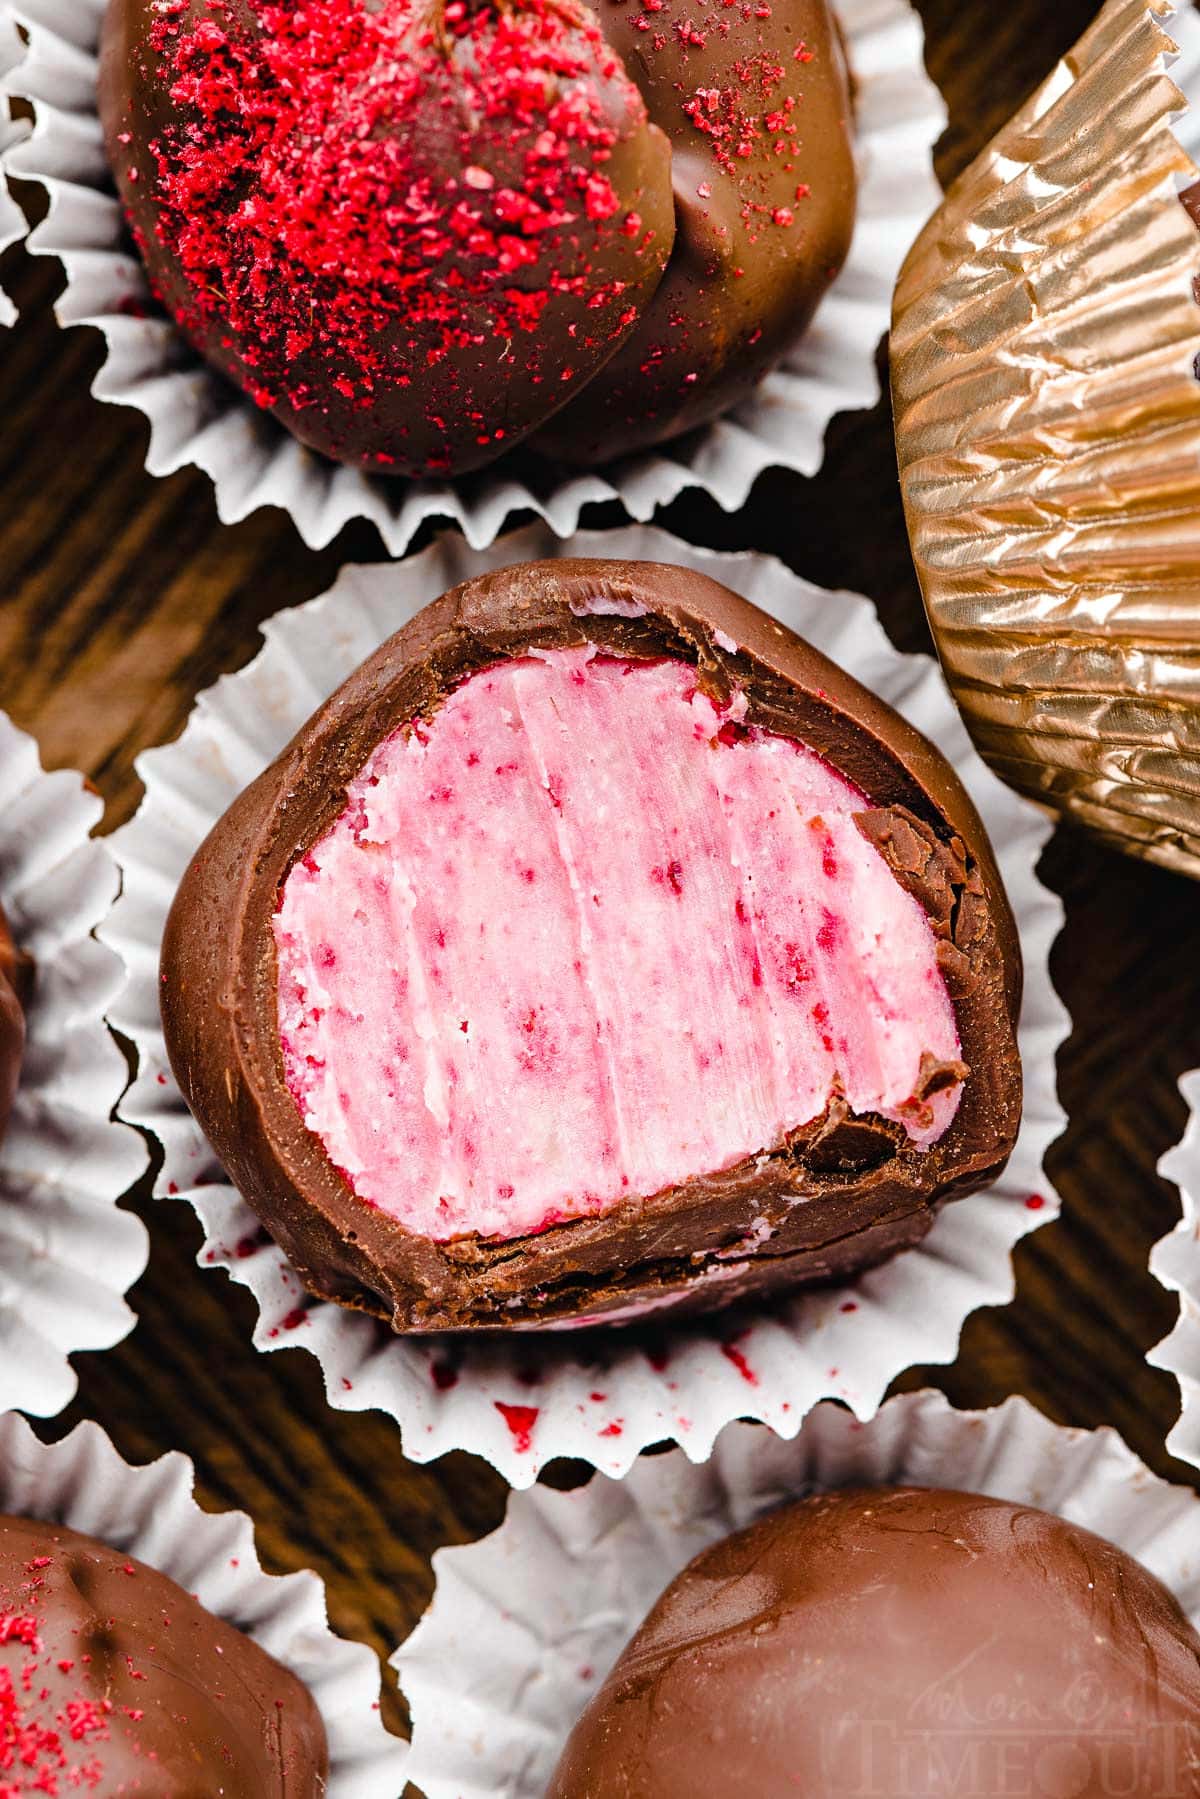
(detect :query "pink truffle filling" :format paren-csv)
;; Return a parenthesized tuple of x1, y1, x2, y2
(273, 648, 963, 1242)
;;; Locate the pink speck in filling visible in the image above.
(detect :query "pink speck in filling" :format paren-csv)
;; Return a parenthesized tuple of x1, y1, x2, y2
(1026, 1194, 1047, 1211)
(273, 649, 963, 1244)
(816, 908, 841, 953)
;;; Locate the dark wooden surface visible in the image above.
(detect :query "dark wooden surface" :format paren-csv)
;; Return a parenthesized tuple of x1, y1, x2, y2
(2, 0, 1200, 1770)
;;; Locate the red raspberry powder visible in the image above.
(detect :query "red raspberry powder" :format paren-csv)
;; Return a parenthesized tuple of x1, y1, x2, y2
(0, 1573, 114, 1796)
(135, 0, 651, 466)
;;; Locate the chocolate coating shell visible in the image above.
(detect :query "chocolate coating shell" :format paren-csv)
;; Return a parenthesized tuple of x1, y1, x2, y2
(0, 902, 30, 1149)
(0, 1512, 328, 1795)
(98, 0, 676, 478)
(548, 1487, 1200, 1799)
(160, 559, 1022, 1333)
(536, 0, 856, 463)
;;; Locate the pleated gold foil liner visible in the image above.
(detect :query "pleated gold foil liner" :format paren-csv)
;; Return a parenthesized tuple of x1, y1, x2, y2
(892, 0, 1200, 878)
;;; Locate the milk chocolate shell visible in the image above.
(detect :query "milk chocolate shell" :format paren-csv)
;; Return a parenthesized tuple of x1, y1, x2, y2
(160, 560, 1022, 1333)
(0, 902, 31, 1148)
(548, 1486, 1200, 1798)
(97, 0, 854, 477)
(0, 1512, 328, 1795)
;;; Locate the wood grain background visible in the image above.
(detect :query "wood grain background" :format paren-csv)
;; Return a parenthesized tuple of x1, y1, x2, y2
(2, 0, 1200, 1775)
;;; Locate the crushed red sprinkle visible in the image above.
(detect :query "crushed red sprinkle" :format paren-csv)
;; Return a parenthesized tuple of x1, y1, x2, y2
(0, 1574, 119, 1793)
(720, 1339, 758, 1385)
(494, 1401, 539, 1452)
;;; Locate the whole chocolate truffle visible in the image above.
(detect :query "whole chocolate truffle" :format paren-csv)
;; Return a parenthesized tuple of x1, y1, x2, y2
(0, 902, 31, 1149)
(98, 0, 854, 476)
(99, 0, 676, 477)
(549, 1487, 1200, 1798)
(160, 560, 1022, 1334)
(0, 1513, 328, 1794)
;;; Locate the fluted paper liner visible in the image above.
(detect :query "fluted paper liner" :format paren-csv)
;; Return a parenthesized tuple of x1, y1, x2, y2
(102, 523, 1068, 1489)
(0, 711, 147, 1419)
(0, 1409, 409, 1795)
(1150, 1068, 1200, 1472)
(0, 12, 27, 326)
(394, 1388, 1200, 1798)
(3, 0, 943, 554)
(892, 0, 1200, 880)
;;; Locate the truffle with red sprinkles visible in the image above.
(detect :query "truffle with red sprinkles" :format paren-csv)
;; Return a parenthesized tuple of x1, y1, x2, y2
(99, 0, 676, 476)
(0, 904, 31, 1151)
(0, 1513, 328, 1795)
(99, 0, 854, 476)
(549, 1487, 1200, 1798)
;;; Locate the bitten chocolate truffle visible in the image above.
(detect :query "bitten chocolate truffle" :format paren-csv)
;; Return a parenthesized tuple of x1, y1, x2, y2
(160, 560, 1022, 1334)
(97, 0, 854, 476)
(0, 903, 30, 1149)
(548, 1487, 1200, 1798)
(0, 1513, 328, 1795)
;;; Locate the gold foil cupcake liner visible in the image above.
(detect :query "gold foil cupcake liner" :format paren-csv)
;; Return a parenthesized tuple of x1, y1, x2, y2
(892, 0, 1200, 879)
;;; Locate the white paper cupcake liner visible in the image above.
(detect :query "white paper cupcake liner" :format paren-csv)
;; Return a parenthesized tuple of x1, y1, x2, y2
(1150, 1069, 1200, 1473)
(3, 0, 943, 555)
(0, 1407, 409, 1795)
(0, 11, 27, 327)
(101, 523, 1068, 1489)
(394, 1388, 1200, 1799)
(0, 712, 147, 1419)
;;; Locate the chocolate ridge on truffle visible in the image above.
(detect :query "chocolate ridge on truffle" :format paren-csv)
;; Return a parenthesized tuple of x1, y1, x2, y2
(548, 1486, 1200, 1798)
(0, 1512, 328, 1795)
(160, 560, 1022, 1334)
(536, 0, 857, 464)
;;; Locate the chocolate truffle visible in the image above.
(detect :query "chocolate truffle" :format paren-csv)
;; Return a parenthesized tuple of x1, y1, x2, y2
(0, 1512, 328, 1794)
(548, 1486, 1200, 1798)
(160, 560, 1022, 1333)
(0, 903, 30, 1149)
(97, 0, 854, 476)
